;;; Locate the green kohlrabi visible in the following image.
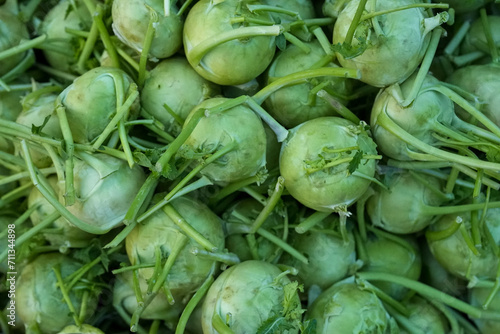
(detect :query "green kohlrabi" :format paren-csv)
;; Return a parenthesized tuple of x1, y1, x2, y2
(126, 196, 225, 307)
(264, 40, 355, 128)
(112, 0, 183, 60)
(57, 324, 105, 334)
(0, 8, 29, 77)
(279, 116, 379, 212)
(40, 0, 93, 73)
(16, 253, 99, 334)
(183, 0, 280, 85)
(140, 57, 220, 135)
(366, 170, 449, 234)
(305, 277, 393, 333)
(179, 97, 267, 183)
(281, 214, 357, 291)
(332, 0, 447, 87)
(201, 260, 303, 333)
(56, 66, 139, 144)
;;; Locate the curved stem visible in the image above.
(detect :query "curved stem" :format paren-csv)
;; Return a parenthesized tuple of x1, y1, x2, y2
(0, 34, 47, 61)
(253, 67, 360, 104)
(376, 111, 500, 171)
(188, 25, 282, 66)
(295, 211, 331, 234)
(250, 176, 284, 233)
(357, 272, 500, 320)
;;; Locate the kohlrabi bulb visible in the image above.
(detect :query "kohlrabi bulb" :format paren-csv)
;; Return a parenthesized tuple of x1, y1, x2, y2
(201, 260, 302, 334)
(363, 234, 422, 300)
(56, 67, 138, 143)
(140, 57, 220, 135)
(370, 73, 455, 161)
(28, 176, 94, 248)
(447, 64, 500, 127)
(16, 253, 99, 334)
(279, 117, 378, 212)
(401, 296, 449, 333)
(184, 0, 277, 85)
(366, 171, 448, 234)
(265, 40, 355, 128)
(15, 90, 63, 167)
(68, 153, 146, 233)
(460, 16, 500, 55)
(333, 0, 433, 87)
(323, 0, 351, 18)
(112, 0, 183, 59)
(281, 215, 357, 291)
(179, 97, 267, 183)
(427, 207, 500, 280)
(57, 324, 105, 334)
(306, 279, 391, 333)
(469, 286, 500, 334)
(0, 8, 29, 77)
(126, 196, 225, 303)
(40, 0, 92, 72)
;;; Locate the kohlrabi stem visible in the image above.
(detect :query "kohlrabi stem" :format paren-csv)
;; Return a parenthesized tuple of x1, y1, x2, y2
(366, 225, 416, 254)
(163, 103, 184, 126)
(209, 174, 265, 205)
(401, 28, 443, 107)
(112, 263, 155, 275)
(241, 186, 267, 205)
(119, 120, 134, 168)
(254, 227, 308, 264)
(480, 9, 499, 63)
(191, 248, 240, 265)
(138, 7, 158, 87)
(360, 3, 449, 22)
(459, 223, 480, 256)
(0, 34, 47, 62)
(283, 32, 311, 53)
(250, 176, 284, 233)
(431, 84, 500, 139)
(94, 4, 120, 68)
(53, 265, 82, 327)
(312, 27, 334, 56)
(246, 4, 299, 18)
(212, 313, 236, 334)
(155, 108, 205, 175)
(295, 211, 331, 234)
(175, 266, 215, 334)
(444, 21, 470, 56)
(162, 205, 217, 252)
(317, 90, 360, 124)
(377, 111, 500, 171)
(253, 67, 360, 104)
(148, 321, 160, 334)
(357, 272, 500, 320)
(188, 25, 282, 67)
(470, 170, 484, 248)
(75, 20, 99, 74)
(177, 0, 193, 16)
(409, 170, 453, 202)
(344, 0, 368, 47)
(0, 183, 32, 208)
(363, 283, 409, 316)
(56, 105, 75, 206)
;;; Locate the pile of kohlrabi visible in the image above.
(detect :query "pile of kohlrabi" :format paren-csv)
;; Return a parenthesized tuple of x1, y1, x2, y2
(3, 0, 500, 333)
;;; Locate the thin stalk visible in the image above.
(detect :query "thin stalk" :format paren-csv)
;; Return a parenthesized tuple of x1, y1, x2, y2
(209, 174, 265, 205)
(361, 3, 449, 21)
(138, 8, 158, 87)
(56, 105, 75, 206)
(377, 111, 500, 171)
(357, 272, 500, 320)
(250, 176, 284, 233)
(212, 313, 236, 334)
(480, 8, 499, 63)
(0, 35, 47, 61)
(162, 204, 217, 251)
(75, 19, 99, 74)
(444, 21, 471, 55)
(94, 4, 120, 68)
(317, 90, 360, 124)
(295, 211, 331, 234)
(344, 0, 368, 46)
(175, 266, 215, 334)
(53, 265, 82, 327)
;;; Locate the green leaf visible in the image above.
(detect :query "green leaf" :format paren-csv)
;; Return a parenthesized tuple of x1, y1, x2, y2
(257, 316, 288, 334)
(31, 116, 51, 135)
(301, 319, 317, 334)
(348, 150, 364, 174)
(276, 34, 287, 51)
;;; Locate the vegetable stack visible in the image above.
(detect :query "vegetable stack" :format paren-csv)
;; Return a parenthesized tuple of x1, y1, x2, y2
(2, 0, 500, 333)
